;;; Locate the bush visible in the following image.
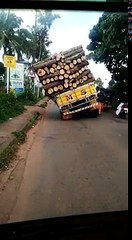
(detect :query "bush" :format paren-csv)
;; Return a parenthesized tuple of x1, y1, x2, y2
(0, 92, 24, 123)
(16, 88, 38, 105)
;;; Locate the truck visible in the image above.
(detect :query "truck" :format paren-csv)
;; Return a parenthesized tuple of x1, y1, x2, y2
(32, 45, 99, 120)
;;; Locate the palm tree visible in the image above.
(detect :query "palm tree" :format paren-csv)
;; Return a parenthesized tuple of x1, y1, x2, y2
(0, 10, 32, 60)
(27, 10, 60, 62)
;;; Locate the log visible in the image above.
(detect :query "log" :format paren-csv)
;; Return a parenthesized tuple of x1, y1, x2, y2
(64, 83, 69, 88)
(60, 69, 65, 75)
(60, 45, 83, 59)
(39, 71, 60, 81)
(70, 63, 74, 68)
(73, 59, 77, 65)
(88, 73, 93, 78)
(48, 88, 54, 94)
(32, 58, 57, 70)
(46, 78, 50, 84)
(42, 80, 46, 85)
(55, 76, 59, 81)
(82, 76, 88, 81)
(64, 65, 70, 71)
(37, 68, 46, 77)
(57, 65, 61, 70)
(64, 51, 85, 63)
(50, 67, 55, 74)
(54, 86, 58, 92)
(64, 73, 69, 79)
(58, 85, 63, 90)
(55, 53, 62, 61)
(43, 81, 61, 90)
(77, 58, 82, 63)
(73, 83, 77, 88)
(59, 75, 64, 80)
(52, 63, 57, 68)
(64, 79, 69, 84)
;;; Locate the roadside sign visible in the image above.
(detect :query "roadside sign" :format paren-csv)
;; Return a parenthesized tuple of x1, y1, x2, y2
(4, 55, 16, 68)
(10, 63, 24, 93)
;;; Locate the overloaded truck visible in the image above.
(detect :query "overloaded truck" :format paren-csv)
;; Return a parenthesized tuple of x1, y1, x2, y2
(31, 45, 99, 120)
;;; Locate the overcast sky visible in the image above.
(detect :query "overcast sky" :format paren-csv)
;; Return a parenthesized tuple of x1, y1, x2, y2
(0, 9, 111, 87)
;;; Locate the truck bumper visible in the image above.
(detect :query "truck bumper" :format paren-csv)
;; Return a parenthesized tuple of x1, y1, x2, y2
(63, 103, 98, 116)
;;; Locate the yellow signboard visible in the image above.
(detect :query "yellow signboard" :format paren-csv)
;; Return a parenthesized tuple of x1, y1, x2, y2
(4, 55, 16, 68)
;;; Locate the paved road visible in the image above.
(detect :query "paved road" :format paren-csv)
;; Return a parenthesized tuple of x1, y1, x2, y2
(2, 101, 128, 223)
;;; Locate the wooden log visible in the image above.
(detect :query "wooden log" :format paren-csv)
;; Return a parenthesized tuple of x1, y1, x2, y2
(82, 76, 88, 81)
(58, 85, 64, 90)
(73, 59, 77, 65)
(50, 78, 54, 82)
(77, 58, 82, 63)
(55, 53, 62, 61)
(70, 63, 74, 68)
(43, 81, 61, 90)
(37, 68, 46, 77)
(81, 55, 86, 61)
(64, 73, 69, 79)
(39, 71, 60, 81)
(46, 78, 50, 84)
(42, 80, 46, 85)
(54, 76, 59, 81)
(66, 70, 70, 74)
(60, 69, 65, 75)
(60, 45, 83, 59)
(32, 58, 57, 70)
(52, 63, 57, 68)
(73, 83, 77, 88)
(59, 75, 64, 80)
(54, 86, 58, 92)
(64, 79, 69, 84)
(64, 51, 85, 63)
(88, 73, 93, 78)
(50, 67, 55, 73)
(48, 88, 54, 94)
(64, 65, 70, 71)
(57, 65, 61, 70)
(64, 83, 69, 88)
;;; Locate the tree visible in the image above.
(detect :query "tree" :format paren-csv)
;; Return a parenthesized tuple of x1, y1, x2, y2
(87, 13, 128, 102)
(94, 77, 104, 88)
(27, 10, 60, 62)
(0, 10, 32, 60)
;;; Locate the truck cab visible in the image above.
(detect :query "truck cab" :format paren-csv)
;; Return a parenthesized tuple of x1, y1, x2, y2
(55, 82, 99, 120)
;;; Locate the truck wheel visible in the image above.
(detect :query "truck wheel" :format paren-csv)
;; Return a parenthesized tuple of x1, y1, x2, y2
(61, 113, 72, 120)
(91, 109, 98, 118)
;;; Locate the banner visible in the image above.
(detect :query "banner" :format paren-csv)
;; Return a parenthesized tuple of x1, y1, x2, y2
(10, 63, 24, 93)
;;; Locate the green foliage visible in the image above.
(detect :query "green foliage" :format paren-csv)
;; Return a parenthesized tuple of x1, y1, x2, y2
(94, 77, 104, 88)
(12, 130, 26, 143)
(0, 92, 24, 123)
(87, 13, 128, 101)
(16, 88, 38, 105)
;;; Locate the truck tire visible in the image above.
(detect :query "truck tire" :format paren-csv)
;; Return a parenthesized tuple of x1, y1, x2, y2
(61, 112, 72, 120)
(91, 109, 99, 118)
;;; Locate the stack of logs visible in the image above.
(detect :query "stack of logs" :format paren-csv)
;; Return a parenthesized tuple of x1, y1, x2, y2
(32, 45, 95, 98)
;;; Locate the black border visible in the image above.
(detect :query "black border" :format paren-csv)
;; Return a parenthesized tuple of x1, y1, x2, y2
(0, 1, 127, 12)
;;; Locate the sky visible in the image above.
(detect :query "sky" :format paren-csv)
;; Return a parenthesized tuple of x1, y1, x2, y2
(0, 9, 111, 87)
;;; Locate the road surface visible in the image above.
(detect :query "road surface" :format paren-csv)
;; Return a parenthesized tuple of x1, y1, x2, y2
(0, 101, 128, 223)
